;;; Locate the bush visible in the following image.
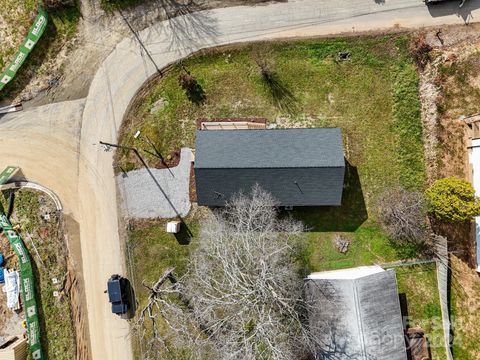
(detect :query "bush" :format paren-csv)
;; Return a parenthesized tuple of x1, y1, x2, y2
(178, 72, 205, 104)
(425, 177, 480, 222)
(409, 32, 433, 70)
(378, 187, 429, 243)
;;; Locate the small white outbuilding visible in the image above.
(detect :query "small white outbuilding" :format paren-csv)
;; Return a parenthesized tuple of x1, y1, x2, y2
(166, 221, 181, 234)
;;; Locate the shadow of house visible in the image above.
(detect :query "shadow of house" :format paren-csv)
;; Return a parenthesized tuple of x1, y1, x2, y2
(398, 293, 409, 325)
(261, 70, 298, 113)
(291, 161, 367, 232)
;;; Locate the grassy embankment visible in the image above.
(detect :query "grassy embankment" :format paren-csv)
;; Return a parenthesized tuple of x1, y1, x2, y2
(0, 0, 80, 100)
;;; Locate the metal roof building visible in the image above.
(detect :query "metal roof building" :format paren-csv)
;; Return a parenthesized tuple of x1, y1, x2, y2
(305, 266, 407, 360)
(194, 128, 345, 206)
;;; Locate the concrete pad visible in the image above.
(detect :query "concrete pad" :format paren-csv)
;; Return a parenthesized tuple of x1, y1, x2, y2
(117, 148, 192, 219)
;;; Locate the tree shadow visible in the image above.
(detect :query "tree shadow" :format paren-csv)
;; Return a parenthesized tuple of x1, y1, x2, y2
(117, 0, 219, 72)
(118, 9, 162, 73)
(290, 161, 367, 232)
(304, 279, 368, 359)
(185, 81, 205, 104)
(157, 0, 219, 54)
(262, 72, 298, 113)
(386, 238, 431, 261)
(178, 71, 206, 104)
(253, 52, 298, 113)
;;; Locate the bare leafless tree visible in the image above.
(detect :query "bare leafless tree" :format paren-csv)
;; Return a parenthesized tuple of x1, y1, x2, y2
(378, 187, 429, 243)
(134, 186, 314, 360)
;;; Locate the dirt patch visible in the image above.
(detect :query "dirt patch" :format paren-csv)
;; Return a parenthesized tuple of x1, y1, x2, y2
(437, 116, 470, 179)
(419, 59, 441, 183)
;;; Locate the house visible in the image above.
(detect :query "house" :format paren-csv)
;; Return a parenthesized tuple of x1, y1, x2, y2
(305, 266, 407, 360)
(194, 128, 345, 207)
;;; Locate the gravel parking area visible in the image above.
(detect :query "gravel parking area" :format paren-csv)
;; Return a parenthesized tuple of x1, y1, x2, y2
(117, 148, 192, 219)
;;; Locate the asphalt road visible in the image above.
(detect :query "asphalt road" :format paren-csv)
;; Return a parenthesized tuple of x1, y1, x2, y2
(2, 0, 480, 359)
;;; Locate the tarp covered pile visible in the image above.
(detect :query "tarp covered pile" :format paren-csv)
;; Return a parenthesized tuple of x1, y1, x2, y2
(2, 268, 20, 310)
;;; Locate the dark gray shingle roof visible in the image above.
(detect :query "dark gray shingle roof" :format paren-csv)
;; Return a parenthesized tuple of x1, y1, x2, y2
(194, 128, 345, 206)
(195, 128, 344, 169)
(305, 268, 407, 360)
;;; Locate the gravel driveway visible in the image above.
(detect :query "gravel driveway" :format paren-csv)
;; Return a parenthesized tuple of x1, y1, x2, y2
(117, 148, 192, 219)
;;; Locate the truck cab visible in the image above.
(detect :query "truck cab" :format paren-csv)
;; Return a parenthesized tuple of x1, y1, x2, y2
(107, 274, 129, 315)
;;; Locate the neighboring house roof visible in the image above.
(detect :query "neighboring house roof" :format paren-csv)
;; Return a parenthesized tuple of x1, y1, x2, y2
(305, 266, 407, 360)
(194, 128, 345, 206)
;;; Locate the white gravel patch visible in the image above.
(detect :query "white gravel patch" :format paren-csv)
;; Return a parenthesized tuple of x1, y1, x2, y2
(117, 148, 192, 219)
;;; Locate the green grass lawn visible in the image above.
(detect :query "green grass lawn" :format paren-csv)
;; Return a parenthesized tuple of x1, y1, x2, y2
(126, 218, 198, 359)
(300, 227, 418, 273)
(393, 263, 446, 360)
(0, 1, 80, 100)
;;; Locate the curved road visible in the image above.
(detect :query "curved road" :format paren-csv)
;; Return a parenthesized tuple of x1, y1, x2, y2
(1, 0, 479, 359)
